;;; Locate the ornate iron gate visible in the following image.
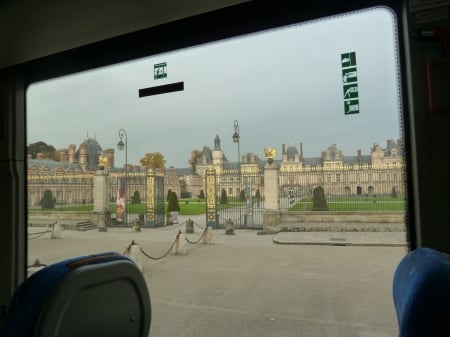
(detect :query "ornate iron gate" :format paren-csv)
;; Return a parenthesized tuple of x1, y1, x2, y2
(215, 168, 264, 229)
(278, 172, 313, 211)
(146, 169, 165, 227)
(205, 168, 217, 228)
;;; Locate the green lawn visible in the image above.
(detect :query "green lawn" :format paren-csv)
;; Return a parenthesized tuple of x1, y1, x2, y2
(110, 200, 208, 215)
(29, 200, 209, 215)
(30, 196, 405, 214)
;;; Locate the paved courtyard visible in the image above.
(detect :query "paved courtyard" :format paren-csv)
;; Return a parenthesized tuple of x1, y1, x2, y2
(28, 219, 408, 337)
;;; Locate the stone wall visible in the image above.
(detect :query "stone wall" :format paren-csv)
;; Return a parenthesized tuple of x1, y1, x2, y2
(28, 211, 91, 224)
(263, 211, 405, 233)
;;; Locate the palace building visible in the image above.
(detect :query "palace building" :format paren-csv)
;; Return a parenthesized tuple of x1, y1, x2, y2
(26, 135, 405, 208)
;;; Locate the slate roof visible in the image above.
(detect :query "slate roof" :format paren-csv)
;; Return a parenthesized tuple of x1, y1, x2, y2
(166, 167, 197, 176)
(28, 158, 82, 174)
(76, 138, 103, 170)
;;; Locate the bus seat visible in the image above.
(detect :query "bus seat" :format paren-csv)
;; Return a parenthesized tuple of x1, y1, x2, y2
(393, 247, 450, 337)
(3, 252, 151, 337)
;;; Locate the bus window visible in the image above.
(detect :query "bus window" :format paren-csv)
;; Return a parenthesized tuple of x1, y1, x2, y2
(26, 7, 407, 336)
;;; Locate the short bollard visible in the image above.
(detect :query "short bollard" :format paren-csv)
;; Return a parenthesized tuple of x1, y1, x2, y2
(133, 219, 141, 232)
(225, 219, 235, 235)
(202, 226, 213, 244)
(51, 221, 62, 239)
(166, 213, 173, 226)
(127, 241, 143, 272)
(185, 218, 194, 234)
(28, 259, 46, 276)
(174, 230, 187, 255)
(98, 217, 107, 232)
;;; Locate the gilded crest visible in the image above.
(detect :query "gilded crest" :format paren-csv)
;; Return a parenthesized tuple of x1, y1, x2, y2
(98, 155, 108, 169)
(264, 147, 277, 159)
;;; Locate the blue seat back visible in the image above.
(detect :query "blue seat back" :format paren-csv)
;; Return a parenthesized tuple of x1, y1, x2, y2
(4, 252, 151, 337)
(393, 247, 450, 337)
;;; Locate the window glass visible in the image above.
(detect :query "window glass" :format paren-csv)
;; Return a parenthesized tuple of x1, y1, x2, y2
(27, 7, 407, 337)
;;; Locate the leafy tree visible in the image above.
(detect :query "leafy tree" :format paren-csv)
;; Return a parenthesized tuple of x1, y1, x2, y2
(220, 188, 228, 204)
(198, 189, 205, 199)
(140, 152, 166, 168)
(41, 189, 55, 209)
(131, 190, 141, 204)
(167, 190, 180, 212)
(312, 185, 329, 211)
(27, 141, 57, 160)
(239, 189, 246, 202)
(188, 149, 202, 171)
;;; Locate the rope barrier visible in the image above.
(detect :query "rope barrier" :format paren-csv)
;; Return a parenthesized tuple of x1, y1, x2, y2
(124, 225, 210, 262)
(192, 220, 206, 230)
(185, 228, 206, 244)
(28, 230, 52, 239)
(28, 221, 57, 239)
(140, 240, 177, 260)
(152, 222, 184, 231)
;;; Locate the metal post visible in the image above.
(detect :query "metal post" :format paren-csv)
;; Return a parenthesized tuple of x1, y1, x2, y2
(232, 120, 242, 226)
(118, 128, 128, 225)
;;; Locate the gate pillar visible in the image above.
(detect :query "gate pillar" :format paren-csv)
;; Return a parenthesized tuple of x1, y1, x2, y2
(146, 169, 165, 227)
(205, 168, 218, 228)
(92, 169, 110, 231)
(263, 149, 281, 232)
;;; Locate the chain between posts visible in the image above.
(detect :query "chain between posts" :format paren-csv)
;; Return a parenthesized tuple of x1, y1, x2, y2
(123, 239, 177, 260)
(140, 241, 177, 260)
(185, 227, 207, 244)
(152, 222, 184, 231)
(192, 220, 206, 230)
(124, 225, 210, 261)
(28, 222, 65, 240)
(28, 229, 52, 239)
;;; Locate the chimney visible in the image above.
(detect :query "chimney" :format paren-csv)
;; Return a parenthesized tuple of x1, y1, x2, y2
(36, 153, 44, 160)
(59, 151, 66, 163)
(79, 143, 87, 169)
(282, 144, 286, 155)
(68, 144, 76, 163)
(357, 149, 362, 163)
(300, 143, 303, 160)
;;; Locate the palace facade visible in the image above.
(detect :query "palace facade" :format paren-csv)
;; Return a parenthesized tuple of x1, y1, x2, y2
(26, 135, 405, 208)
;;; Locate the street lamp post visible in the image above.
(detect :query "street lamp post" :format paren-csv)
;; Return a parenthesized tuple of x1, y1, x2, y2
(232, 120, 243, 226)
(232, 120, 253, 228)
(232, 119, 241, 177)
(117, 128, 128, 225)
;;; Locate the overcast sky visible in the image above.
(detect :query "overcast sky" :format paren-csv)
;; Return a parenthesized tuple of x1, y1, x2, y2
(27, 7, 402, 169)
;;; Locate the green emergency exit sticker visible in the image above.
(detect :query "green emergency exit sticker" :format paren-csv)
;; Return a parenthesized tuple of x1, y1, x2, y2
(154, 62, 167, 80)
(344, 99, 359, 115)
(341, 52, 356, 68)
(342, 68, 358, 84)
(341, 52, 359, 115)
(343, 84, 358, 99)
